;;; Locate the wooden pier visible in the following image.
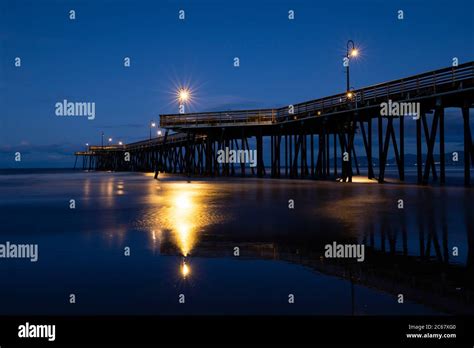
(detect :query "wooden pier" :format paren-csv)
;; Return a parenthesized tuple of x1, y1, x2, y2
(75, 62, 474, 186)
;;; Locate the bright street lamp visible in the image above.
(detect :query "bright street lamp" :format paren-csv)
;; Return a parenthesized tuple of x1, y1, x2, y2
(178, 88, 190, 104)
(150, 120, 156, 140)
(346, 40, 359, 92)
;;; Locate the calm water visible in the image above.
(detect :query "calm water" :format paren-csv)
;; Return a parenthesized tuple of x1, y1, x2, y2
(0, 170, 472, 315)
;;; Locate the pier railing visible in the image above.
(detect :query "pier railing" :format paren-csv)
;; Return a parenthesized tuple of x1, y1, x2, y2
(160, 61, 474, 127)
(78, 133, 206, 155)
(125, 133, 206, 150)
(89, 145, 125, 151)
(160, 108, 277, 127)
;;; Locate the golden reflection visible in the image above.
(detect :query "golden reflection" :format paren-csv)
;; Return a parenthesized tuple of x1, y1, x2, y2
(337, 175, 377, 184)
(107, 181, 113, 195)
(98, 177, 116, 207)
(347, 176, 378, 184)
(171, 190, 198, 256)
(181, 259, 190, 278)
(83, 178, 91, 197)
(117, 182, 125, 195)
(144, 181, 225, 258)
(149, 229, 163, 246)
(319, 190, 386, 234)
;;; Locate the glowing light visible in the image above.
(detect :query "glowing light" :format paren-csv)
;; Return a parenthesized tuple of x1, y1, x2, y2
(175, 193, 192, 210)
(350, 48, 359, 57)
(157, 130, 162, 136)
(181, 260, 190, 278)
(177, 88, 190, 104)
(151, 122, 156, 128)
(108, 138, 112, 142)
(176, 222, 192, 256)
(347, 92, 353, 99)
(118, 141, 123, 145)
(341, 176, 377, 184)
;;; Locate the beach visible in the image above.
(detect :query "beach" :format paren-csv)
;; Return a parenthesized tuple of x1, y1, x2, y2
(0, 170, 472, 315)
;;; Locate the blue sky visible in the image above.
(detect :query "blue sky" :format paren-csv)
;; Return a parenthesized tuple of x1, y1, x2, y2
(0, 0, 473, 167)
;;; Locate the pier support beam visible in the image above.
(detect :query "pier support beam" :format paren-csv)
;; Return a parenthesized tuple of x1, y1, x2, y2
(360, 119, 374, 180)
(439, 108, 445, 184)
(378, 116, 404, 183)
(417, 113, 422, 184)
(154, 130, 168, 179)
(422, 110, 439, 185)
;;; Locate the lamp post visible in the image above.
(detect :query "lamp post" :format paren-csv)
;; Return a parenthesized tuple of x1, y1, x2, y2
(150, 121, 156, 140)
(101, 131, 104, 148)
(346, 40, 359, 92)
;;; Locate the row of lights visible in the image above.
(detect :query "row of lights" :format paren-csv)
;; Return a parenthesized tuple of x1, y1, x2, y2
(85, 133, 123, 150)
(85, 129, 165, 149)
(85, 125, 166, 150)
(85, 47, 357, 150)
(149, 121, 163, 140)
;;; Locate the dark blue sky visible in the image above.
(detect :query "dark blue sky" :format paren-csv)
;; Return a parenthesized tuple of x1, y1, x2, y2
(1, 0, 473, 167)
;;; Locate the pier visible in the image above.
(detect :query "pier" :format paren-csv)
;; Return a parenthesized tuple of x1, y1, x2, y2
(75, 62, 474, 186)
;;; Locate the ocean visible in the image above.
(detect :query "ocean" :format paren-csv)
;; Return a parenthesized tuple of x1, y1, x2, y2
(0, 169, 472, 315)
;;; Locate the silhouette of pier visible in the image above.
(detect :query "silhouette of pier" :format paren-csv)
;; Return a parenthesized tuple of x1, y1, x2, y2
(75, 62, 474, 186)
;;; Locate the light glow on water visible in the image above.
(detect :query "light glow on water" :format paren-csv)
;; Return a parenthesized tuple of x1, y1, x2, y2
(144, 182, 225, 257)
(181, 260, 190, 278)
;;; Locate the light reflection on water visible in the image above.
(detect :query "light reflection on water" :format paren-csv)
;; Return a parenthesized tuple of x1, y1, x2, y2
(138, 179, 231, 278)
(0, 171, 473, 315)
(142, 181, 228, 258)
